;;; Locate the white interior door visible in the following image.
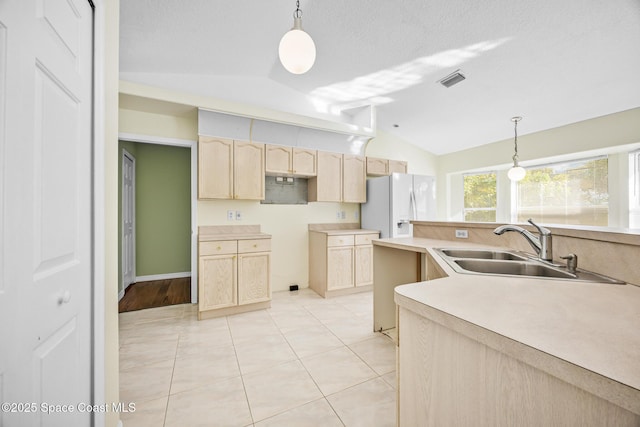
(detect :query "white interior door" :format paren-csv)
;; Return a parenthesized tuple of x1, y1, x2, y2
(0, 0, 94, 425)
(122, 150, 136, 291)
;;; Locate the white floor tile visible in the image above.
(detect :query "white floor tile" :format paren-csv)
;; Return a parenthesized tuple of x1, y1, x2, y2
(164, 376, 252, 427)
(254, 398, 343, 427)
(301, 346, 377, 396)
(326, 377, 396, 427)
(242, 360, 323, 422)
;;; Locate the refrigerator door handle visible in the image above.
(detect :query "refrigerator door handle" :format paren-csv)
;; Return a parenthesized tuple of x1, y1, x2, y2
(410, 189, 417, 220)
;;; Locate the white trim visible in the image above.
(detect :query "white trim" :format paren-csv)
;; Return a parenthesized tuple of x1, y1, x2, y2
(118, 288, 125, 301)
(92, 0, 106, 425)
(135, 271, 192, 283)
(118, 132, 194, 148)
(118, 131, 198, 304)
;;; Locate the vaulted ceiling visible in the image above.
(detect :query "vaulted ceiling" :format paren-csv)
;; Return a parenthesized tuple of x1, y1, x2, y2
(120, 0, 640, 155)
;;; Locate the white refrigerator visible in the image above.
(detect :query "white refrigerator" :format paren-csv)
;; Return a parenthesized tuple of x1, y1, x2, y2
(361, 173, 436, 238)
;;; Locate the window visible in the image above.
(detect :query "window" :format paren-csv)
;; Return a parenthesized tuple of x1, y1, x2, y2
(463, 172, 497, 222)
(515, 157, 608, 226)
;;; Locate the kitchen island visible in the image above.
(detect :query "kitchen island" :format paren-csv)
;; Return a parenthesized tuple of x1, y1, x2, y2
(372, 237, 640, 426)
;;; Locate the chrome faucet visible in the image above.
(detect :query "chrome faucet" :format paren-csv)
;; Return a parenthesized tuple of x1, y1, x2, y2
(493, 218, 553, 262)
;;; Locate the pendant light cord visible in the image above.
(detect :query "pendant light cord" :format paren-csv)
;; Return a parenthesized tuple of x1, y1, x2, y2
(294, 0, 302, 18)
(512, 116, 522, 164)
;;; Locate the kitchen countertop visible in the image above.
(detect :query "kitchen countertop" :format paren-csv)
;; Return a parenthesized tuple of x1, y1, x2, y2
(198, 232, 271, 242)
(310, 228, 379, 236)
(375, 237, 640, 415)
(198, 225, 271, 242)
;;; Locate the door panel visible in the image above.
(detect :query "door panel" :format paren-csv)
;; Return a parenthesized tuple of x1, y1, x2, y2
(0, 0, 93, 424)
(122, 152, 135, 288)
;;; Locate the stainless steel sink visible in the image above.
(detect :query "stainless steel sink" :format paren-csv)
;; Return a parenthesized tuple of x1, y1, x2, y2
(440, 248, 528, 261)
(434, 248, 625, 284)
(454, 259, 574, 278)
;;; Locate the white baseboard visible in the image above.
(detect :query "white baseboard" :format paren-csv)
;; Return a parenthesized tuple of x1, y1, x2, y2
(118, 289, 125, 301)
(135, 271, 192, 283)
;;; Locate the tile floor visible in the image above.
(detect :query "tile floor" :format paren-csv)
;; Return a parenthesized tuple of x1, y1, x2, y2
(119, 289, 397, 427)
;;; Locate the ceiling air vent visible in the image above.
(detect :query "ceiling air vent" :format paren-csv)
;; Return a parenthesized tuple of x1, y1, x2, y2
(439, 70, 466, 88)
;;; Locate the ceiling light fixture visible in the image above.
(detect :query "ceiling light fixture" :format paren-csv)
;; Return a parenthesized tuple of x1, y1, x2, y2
(507, 116, 526, 181)
(278, 0, 316, 74)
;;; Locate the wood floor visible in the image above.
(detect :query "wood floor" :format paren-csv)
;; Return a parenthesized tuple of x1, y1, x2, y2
(119, 277, 191, 313)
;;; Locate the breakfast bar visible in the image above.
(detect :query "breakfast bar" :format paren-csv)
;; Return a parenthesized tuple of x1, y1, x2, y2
(372, 231, 640, 426)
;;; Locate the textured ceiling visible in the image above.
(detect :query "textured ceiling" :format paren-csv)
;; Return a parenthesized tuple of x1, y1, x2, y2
(120, 0, 640, 155)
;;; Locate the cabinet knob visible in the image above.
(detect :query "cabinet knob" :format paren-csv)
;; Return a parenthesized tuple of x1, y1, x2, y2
(253, 244, 257, 248)
(217, 246, 221, 250)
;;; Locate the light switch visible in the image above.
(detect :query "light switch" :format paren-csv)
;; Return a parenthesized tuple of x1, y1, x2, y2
(235, 211, 242, 221)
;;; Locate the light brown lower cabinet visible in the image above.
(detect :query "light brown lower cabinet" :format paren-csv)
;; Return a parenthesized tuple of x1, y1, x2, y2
(198, 238, 271, 319)
(397, 306, 640, 426)
(309, 231, 379, 297)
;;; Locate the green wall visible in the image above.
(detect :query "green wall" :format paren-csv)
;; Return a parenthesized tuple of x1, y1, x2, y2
(118, 141, 191, 293)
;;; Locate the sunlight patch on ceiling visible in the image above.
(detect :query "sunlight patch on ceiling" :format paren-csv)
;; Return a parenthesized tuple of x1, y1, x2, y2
(309, 37, 511, 112)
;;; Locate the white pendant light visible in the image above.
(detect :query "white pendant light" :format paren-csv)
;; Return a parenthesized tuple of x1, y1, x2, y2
(279, 0, 316, 74)
(508, 116, 526, 181)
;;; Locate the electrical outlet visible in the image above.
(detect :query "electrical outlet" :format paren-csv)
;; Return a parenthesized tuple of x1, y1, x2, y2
(336, 211, 341, 219)
(235, 211, 242, 221)
(354, 210, 359, 220)
(455, 229, 469, 239)
(227, 210, 234, 221)
(341, 211, 346, 219)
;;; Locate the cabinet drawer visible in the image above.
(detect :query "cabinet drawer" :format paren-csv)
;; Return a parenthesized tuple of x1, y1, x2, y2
(238, 238, 271, 254)
(200, 240, 237, 256)
(355, 233, 379, 246)
(327, 235, 355, 247)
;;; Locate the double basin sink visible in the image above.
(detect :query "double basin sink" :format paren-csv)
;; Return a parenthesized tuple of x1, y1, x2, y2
(434, 248, 624, 284)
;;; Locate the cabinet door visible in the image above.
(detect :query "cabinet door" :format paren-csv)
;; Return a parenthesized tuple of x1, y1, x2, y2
(327, 246, 354, 290)
(309, 151, 343, 202)
(354, 245, 374, 286)
(198, 137, 233, 199)
(343, 155, 366, 203)
(388, 159, 408, 174)
(238, 252, 271, 305)
(292, 148, 317, 176)
(199, 254, 237, 311)
(366, 157, 389, 176)
(265, 144, 293, 175)
(234, 141, 265, 200)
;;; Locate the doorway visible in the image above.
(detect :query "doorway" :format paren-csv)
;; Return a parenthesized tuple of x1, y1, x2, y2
(118, 135, 198, 309)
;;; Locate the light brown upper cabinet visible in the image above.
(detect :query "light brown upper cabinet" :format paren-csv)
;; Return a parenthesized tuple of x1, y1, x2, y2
(292, 147, 317, 176)
(198, 136, 234, 199)
(198, 136, 265, 200)
(343, 155, 366, 203)
(234, 141, 265, 200)
(309, 151, 343, 202)
(265, 144, 317, 177)
(388, 159, 408, 174)
(366, 157, 389, 176)
(366, 156, 408, 176)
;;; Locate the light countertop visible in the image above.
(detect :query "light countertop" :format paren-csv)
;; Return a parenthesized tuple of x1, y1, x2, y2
(198, 232, 271, 242)
(375, 237, 640, 414)
(310, 229, 380, 236)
